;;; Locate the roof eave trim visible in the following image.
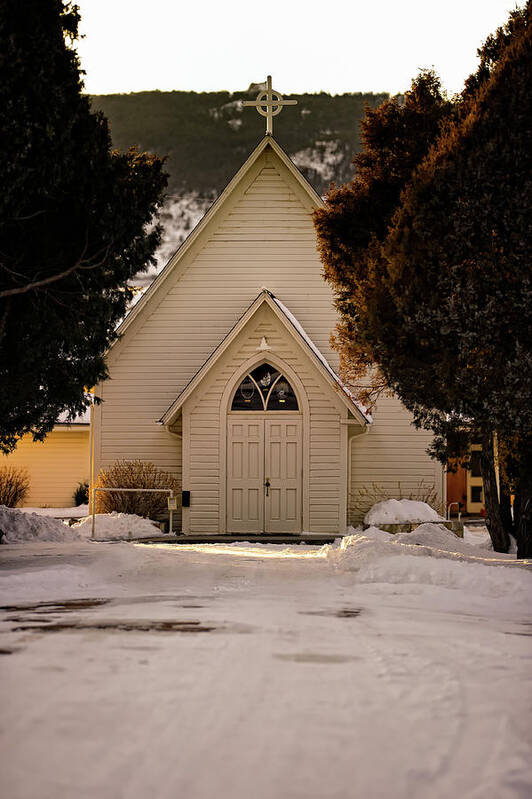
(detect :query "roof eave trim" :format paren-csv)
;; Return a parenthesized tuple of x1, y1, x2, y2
(112, 135, 324, 344)
(159, 290, 370, 427)
(52, 423, 90, 431)
(158, 291, 267, 424)
(268, 293, 371, 424)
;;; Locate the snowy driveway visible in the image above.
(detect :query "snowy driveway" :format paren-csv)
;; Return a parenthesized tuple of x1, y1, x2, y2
(1, 540, 531, 799)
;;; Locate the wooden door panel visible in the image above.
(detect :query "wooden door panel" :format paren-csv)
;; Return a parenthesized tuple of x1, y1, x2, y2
(286, 440, 298, 479)
(269, 441, 281, 478)
(265, 418, 302, 533)
(285, 488, 297, 520)
(227, 416, 302, 533)
(231, 488, 243, 520)
(247, 488, 260, 521)
(227, 419, 264, 532)
(269, 488, 281, 520)
(231, 441, 243, 479)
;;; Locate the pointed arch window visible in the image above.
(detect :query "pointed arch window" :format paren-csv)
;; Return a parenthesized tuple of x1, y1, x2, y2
(231, 363, 299, 411)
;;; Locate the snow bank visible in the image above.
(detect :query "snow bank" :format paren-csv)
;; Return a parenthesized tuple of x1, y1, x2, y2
(358, 525, 394, 541)
(463, 524, 498, 551)
(394, 523, 483, 553)
(0, 506, 83, 543)
(0, 507, 162, 543)
(18, 505, 89, 519)
(73, 512, 162, 540)
(343, 522, 509, 559)
(343, 549, 532, 603)
(365, 499, 444, 525)
(329, 524, 532, 605)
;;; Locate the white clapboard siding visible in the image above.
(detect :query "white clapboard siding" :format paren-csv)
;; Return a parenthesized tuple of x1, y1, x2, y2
(96, 139, 443, 533)
(184, 307, 344, 534)
(97, 148, 338, 474)
(348, 393, 444, 525)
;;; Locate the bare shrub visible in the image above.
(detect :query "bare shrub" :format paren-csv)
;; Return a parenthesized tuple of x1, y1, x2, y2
(351, 479, 445, 522)
(95, 460, 180, 518)
(0, 464, 30, 507)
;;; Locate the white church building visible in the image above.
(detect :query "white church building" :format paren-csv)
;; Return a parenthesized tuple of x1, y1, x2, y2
(93, 86, 444, 535)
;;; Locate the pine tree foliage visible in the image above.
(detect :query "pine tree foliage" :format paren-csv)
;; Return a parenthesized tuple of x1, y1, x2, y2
(314, 4, 531, 555)
(0, 1, 168, 453)
(383, 6, 531, 440)
(313, 71, 451, 403)
(382, 5, 531, 554)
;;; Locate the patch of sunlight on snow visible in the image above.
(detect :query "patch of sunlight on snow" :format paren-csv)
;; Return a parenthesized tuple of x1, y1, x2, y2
(135, 542, 330, 559)
(340, 534, 531, 568)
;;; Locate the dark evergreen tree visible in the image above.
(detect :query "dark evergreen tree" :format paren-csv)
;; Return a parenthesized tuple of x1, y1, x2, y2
(315, 5, 531, 555)
(0, 1, 167, 453)
(314, 70, 451, 405)
(382, 5, 531, 556)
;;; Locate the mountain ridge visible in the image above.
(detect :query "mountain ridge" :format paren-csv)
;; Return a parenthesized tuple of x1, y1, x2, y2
(89, 89, 390, 280)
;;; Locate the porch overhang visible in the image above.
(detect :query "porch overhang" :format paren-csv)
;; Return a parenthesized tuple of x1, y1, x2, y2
(158, 290, 372, 428)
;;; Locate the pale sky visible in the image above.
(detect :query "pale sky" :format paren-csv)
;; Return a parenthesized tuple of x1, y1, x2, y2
(76, 0, 520, 97)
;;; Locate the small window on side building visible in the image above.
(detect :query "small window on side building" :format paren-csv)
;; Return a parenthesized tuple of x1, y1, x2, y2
(471, 486, 483, 503)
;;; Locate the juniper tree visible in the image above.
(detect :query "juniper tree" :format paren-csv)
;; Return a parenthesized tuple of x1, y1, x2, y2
(382, 5, 532, 556)
(0, 1, 167, 453)
(314, 4, 531, 555)
(313, 70, 451, 405)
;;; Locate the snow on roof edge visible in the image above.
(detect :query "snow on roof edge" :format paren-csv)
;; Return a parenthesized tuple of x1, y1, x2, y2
(55, 407, 91, 425)
(268, 292, 372, 423)
(158, 289, 372, 426)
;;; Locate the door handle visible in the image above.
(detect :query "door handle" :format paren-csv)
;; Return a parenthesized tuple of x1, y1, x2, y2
(264, 477, 270, 497)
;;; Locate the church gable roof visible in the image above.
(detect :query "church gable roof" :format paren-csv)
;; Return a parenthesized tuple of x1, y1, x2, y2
(159, 290, 371, 426)
(115, 136, 324, 343)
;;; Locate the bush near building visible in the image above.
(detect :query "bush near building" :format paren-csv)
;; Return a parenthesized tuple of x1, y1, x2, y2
(0, 465, 30, 507)
(95, 460, 180, 519)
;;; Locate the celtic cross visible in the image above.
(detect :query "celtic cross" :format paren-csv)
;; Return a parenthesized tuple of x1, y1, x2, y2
(242, 76, 297, 135)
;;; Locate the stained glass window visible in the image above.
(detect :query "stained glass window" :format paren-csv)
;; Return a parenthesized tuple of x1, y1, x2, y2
(230, 363, 299, 411)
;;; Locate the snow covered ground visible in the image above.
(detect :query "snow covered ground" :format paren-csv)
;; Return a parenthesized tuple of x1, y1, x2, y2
(18, 504, 89, 519)
(1, 531, 531, 799)
(0, 507, 164, 543)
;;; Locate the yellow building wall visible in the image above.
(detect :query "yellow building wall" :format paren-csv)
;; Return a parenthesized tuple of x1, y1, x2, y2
(2, 428, 90, 508)
(348, 394, 444, 525)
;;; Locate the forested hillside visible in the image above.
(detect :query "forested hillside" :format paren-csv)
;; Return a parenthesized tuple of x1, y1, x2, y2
(90, 86, 389, 279)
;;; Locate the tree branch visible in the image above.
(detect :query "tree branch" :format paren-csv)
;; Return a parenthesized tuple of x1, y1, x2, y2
(0, 296, 11, 344)
(0, 241, 111, 299)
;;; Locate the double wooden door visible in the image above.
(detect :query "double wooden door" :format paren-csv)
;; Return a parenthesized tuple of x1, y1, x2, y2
(227, 416, 302, 533)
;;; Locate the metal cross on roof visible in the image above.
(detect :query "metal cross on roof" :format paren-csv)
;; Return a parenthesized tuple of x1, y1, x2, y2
(242, 76, 297, 135)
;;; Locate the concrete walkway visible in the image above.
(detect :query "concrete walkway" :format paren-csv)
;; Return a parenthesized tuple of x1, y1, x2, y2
(135, 533, 339, 545)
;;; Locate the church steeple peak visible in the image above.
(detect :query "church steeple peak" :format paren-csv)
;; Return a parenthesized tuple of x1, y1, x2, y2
(242, 75, 297, 135)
